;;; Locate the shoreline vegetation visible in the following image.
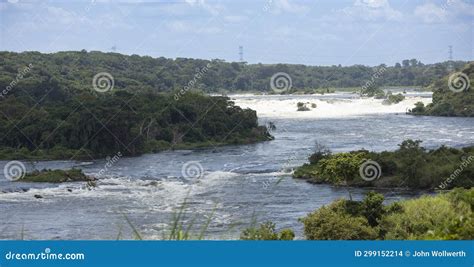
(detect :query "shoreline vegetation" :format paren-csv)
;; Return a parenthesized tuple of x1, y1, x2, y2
(409, 62, 473, 117)
(293, 140, 474, 190)
(0, 91, 272, 160)
(16, 169, 94, 183)
(242, 188, 473, 240)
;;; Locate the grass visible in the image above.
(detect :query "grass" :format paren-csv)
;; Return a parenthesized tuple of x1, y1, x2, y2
(119, 192, 218, 240)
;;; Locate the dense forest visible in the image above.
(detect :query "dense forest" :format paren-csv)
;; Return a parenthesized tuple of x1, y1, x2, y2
(410, 62, 473, 117)
(0, 51, 468, 95)
(0, 90, 271, 159)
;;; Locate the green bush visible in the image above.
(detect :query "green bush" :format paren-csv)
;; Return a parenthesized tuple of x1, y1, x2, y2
(301, 199, 378, 240)
(302, 189, 473, 240)
(409, 62, 473, 117)
(294, 139, 474, 189)
(380, 190, 473, 240)
(240, 222, 295, 240)
(307, 152, 367, 184)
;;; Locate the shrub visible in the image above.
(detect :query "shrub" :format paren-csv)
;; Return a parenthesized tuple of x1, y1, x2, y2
(301, 200, 378, 240)
(240, 222, 295, 240)
(380, 191, 473, 240)
(302, 189, 473, 240)
(411, 101, 425, 113)
(317, 152, 366, 184)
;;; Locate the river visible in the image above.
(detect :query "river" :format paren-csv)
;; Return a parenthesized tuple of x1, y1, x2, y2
(1, 92, 473, 240)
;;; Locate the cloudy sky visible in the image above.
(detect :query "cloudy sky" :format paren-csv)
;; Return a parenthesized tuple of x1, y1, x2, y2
(0, 0, 473, 66)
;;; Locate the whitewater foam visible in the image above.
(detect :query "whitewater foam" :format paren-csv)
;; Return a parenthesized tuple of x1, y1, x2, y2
(232, 93, 432, 118)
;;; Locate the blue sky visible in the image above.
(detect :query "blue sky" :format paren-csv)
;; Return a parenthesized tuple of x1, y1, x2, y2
(0, 0, 473, 66)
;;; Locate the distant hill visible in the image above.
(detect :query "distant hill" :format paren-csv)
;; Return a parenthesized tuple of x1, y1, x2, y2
(0, 50, 468, 96)
(410, 62, 474, 117)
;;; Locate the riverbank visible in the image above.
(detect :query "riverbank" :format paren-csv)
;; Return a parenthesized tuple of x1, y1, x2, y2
(409, 62, 473, 117)
(293, 140, 474, 190)
(240, 188, 473, 240)
(0, 92, 272, 161)
(2, 94, 473, 240)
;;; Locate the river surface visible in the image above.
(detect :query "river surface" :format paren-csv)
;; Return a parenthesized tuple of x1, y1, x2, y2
(1, 92, 473, 240)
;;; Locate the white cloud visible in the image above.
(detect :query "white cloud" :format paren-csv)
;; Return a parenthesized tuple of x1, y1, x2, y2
(413, 0, 474, 24)
(341, 0, 403, 21)
(224, 15, 247, 23)
(414, 3, 448, 23)
(271, 0, 309, 14)
(185, 0, 224, 16)
(450, 0, 474, 16)
(166, 20, 190, 32)
(166, 20, 222, 34)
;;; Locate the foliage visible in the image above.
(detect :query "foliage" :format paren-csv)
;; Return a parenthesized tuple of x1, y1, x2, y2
(382, 92, 405, 105)
(308, 142, 331, 164)
(296, 102, 310, 111)
(302, 189, 473, 240)
(0, 51, 467, 95)
(294, 139, 474, 189)
(240, 222, 295, 240)
(0, 90, 271, 159)
(316, 152, 367, 184)
(409, 62, 474, 117)
(380, 189, 473, 240)
(411, 101, 426, 113)
(361, 86, 384, 97)
(301, 198, 378, 240)
(18, 168, 92, 183)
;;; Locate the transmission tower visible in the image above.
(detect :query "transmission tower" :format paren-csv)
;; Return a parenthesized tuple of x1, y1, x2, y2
(448, 45, 453, 72)
(239, 46, 244, 62)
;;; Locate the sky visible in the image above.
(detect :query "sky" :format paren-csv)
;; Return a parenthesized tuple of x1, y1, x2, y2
(0, 0, 473, 66)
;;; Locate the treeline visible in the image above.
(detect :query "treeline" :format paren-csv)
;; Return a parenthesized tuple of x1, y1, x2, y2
(410, 62, 474, 117)
(0, 51, 468, 95)
(0, 90, 271, 160)
(294, 140, 474, 190)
